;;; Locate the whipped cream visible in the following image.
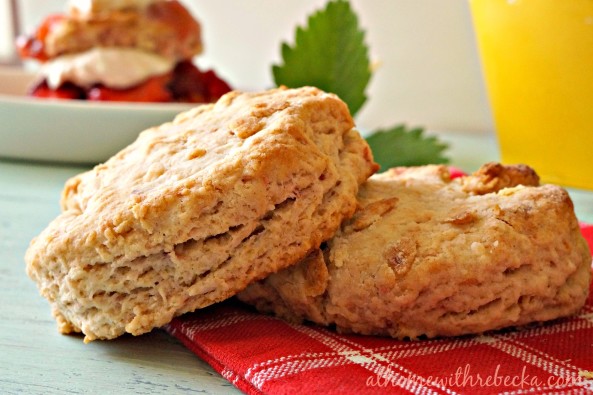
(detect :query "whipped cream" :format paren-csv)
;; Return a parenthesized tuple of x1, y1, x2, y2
(41, 47, 175, 89)
(69, 0, 157, 17)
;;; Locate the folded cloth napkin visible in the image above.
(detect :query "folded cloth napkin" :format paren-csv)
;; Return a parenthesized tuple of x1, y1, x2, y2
(166, 224, 593, 395)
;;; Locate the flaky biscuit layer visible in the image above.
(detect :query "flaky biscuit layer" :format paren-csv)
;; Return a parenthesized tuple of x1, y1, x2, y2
(26, 86, 377, 341)
(239, 163, 592, 339)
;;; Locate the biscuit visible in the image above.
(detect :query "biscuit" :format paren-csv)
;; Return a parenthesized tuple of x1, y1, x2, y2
(42, 1, 202, 61)
(25, 86, 378, 341)
(239, 163, 592, 339)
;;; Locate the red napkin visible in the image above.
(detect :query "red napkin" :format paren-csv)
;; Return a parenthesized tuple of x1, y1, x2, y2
(166, 224, 593, 395)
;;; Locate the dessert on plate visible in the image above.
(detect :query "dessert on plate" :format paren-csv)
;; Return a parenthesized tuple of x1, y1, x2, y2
(17, 0, 232, 102)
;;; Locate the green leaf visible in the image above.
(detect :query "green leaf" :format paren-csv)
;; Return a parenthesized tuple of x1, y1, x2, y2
(272, 0, 371, 116)
(365, 125, 450, 172)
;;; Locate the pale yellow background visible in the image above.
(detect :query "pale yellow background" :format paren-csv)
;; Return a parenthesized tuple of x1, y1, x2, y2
(0, 0, 493, 134)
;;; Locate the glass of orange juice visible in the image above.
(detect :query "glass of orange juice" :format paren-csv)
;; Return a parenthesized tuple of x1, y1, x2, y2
(469, 0, 593, 190)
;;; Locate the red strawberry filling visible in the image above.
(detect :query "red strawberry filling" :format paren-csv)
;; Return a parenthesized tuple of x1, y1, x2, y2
(29, 61, 232, 103)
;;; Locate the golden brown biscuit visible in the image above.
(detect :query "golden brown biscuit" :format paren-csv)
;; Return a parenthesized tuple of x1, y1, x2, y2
(239, 164, 591, 339)
(29, 0, 202, 61)
(25, 86, 377, 341)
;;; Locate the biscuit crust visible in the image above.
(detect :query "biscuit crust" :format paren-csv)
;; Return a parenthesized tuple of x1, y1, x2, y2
(239, 164, 592, 339)
(25, 87, 377, 341)
(42, 1, 202, 61)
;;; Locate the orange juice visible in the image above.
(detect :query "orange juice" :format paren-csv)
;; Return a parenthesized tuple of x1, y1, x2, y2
(470, 0, 593, 189)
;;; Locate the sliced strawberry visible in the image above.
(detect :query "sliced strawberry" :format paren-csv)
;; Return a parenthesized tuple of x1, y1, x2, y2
(169, 61, 232, 103)
(27, 62, 231, 104)
(202, 70, 233, 102)
(29, 80, 85, 100)
(168, 61, 207, 103)
(88, 73, 173, 102)
(147, 1, 201, 45)
(17, 14, 65, 62)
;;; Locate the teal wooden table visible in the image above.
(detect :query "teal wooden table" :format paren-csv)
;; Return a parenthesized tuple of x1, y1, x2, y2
(1, 131, 591, 394)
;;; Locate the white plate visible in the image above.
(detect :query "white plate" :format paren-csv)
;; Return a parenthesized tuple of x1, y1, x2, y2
(0, 66, 195, 164)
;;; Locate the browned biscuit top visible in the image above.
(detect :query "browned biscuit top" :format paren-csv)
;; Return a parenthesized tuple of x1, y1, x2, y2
(37, 0, 203, 61)
(239, 163, 592, 339)
(25, 86, 377, 341)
